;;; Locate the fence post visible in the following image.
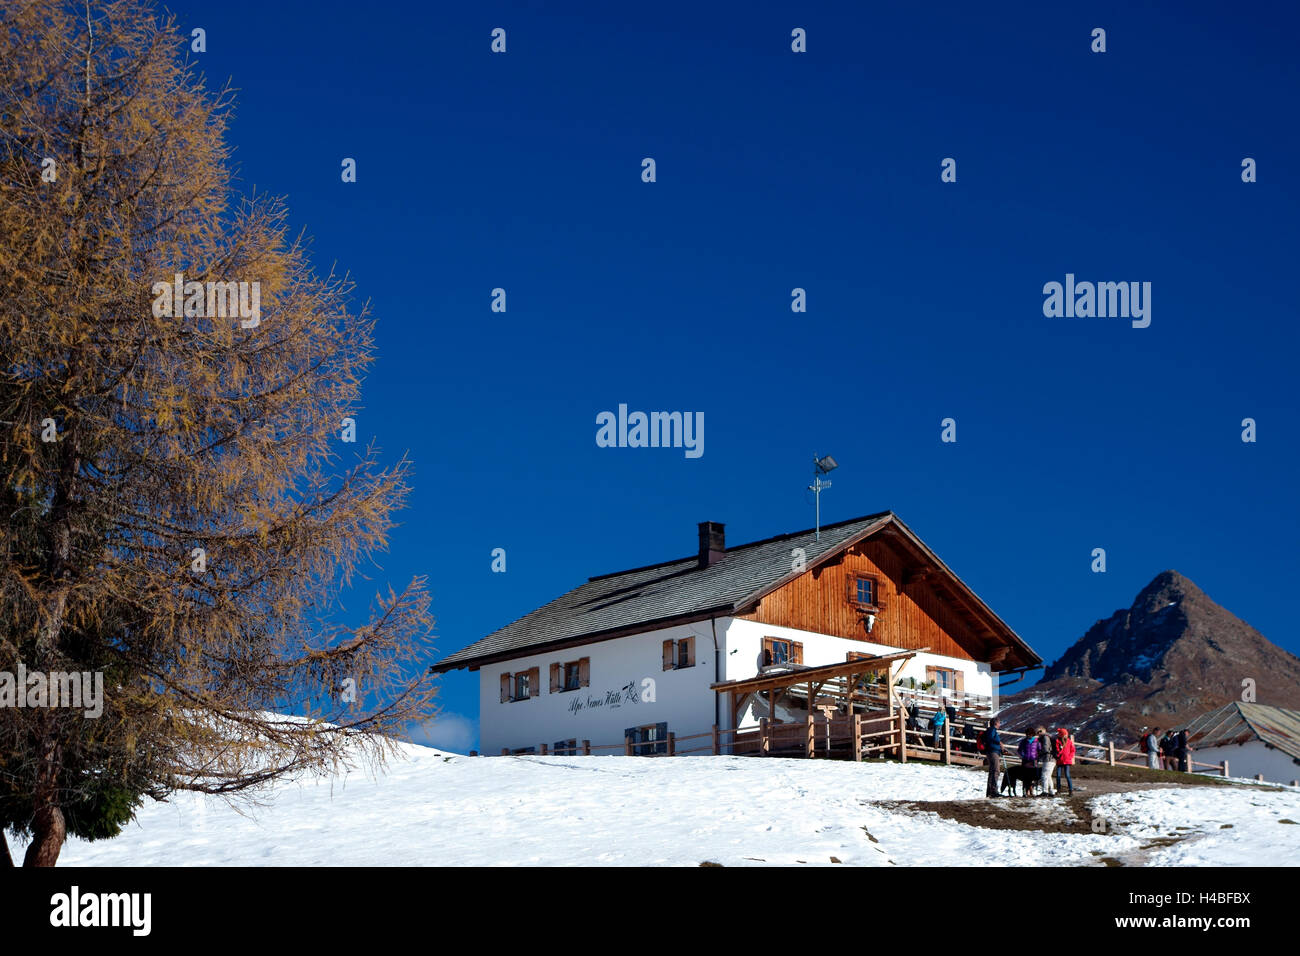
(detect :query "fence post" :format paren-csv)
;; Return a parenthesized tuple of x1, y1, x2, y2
(712, 725, 720, 756)
(500, 748, 508, 756)
(760, 717, 770, 756)
(852, 714, 862, 762)
(582, 739, 591, 755)
(1221, 760, 1228, 778)
(806, 715, 815, 758)
(625, 735, 633, 756)
(540, 743, 548, 755)
(897, 710, 907, 763)
(667, 732, 676, 757)
(1107, 741, 1116, 767)
(943, 719, 951, 765)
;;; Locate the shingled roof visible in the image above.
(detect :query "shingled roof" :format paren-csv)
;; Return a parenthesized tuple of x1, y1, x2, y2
(431, 511, 1037, 672)
(1185, 702, 1300, 762)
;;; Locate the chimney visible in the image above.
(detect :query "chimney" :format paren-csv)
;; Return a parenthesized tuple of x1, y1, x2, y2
(698, 521, 725, 567)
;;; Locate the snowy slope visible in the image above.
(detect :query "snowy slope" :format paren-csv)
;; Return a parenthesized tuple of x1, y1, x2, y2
(11, 745, 1300, 866)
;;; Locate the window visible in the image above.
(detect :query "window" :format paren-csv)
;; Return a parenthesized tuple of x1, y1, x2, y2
(499, 667, 541, 703)
(550, 657, 591, 693)
(625, 722, 668, 756)
(847, 572, 882, 609)
(662, 637, 696, 670)
(856, 577, 874, 606)
(925, 666, 964, 694)
(762, 637, 803, 667)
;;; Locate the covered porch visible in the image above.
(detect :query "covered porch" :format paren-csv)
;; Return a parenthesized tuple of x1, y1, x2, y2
(709, 648, 989, 764)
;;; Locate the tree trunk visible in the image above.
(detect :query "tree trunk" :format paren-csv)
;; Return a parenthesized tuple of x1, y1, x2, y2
(22, 804, 66, 867)
(23, 724, 67, 867)
(1, 830, 13, 867)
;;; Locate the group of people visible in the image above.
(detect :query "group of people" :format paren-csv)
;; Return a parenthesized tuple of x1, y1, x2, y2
(901, 695, 1196, 795)
(1142, 727, 1192, 772)
(978, 719, 1077, 798)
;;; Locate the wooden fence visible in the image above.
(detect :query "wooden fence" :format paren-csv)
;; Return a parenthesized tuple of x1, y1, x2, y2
(493, 711, 1231, 777)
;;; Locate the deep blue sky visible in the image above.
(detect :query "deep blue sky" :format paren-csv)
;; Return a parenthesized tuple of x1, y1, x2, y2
(164, 0, 1299, 750)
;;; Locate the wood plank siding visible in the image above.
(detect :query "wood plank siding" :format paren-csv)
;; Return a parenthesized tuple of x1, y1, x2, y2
(737, 537, 988, 662)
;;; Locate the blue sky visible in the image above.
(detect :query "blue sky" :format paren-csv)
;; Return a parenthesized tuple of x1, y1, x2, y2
(165, 0, 1299, 750)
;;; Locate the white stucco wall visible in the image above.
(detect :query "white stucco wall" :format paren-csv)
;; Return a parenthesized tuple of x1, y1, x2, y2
(477, 620, 726, 755)
(1191, 741, 1300, 785)
(478, 617, 1000, 753)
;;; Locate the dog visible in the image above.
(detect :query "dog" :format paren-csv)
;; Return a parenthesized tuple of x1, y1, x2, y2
(1000, 764, 1040, 797)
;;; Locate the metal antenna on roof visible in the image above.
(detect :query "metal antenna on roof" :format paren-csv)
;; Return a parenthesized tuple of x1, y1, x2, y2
(810, 454, 838, 540)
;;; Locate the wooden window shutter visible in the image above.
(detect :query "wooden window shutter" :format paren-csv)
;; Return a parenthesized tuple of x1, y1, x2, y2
(955, 670, 965, 693)
(528, 667, 540, 698)
(663, 639, 674, 671)
(549, 663, 560, 693)
(579, 657, 590, 687)
(685, 638, 695, 667)
(846, 575, 859, 603)
(792, 641, 804, 665)
(500, 673, 511, 703)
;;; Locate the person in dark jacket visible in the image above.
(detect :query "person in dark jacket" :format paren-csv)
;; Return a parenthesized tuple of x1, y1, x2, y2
(1176, 729, 1190, 772)
(983, 718, 1004, 798)
(1018, 726, 1039, 768)
(905, 697, 920, 732)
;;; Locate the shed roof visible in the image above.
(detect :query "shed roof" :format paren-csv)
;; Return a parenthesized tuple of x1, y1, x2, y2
(1184, 702, 1300, 762)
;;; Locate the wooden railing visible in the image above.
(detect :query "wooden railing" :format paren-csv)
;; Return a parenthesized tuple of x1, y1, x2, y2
(490, 712, 1232, 778)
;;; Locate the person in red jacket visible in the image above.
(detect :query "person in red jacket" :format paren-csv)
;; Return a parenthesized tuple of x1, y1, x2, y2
(1053, 727, 1076, 795)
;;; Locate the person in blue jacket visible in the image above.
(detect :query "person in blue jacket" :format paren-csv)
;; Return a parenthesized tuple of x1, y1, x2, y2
(982, 717, 1004, 798)
(931, 705, 947, 748)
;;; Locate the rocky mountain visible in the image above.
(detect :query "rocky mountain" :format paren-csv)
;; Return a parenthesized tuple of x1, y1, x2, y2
(997, 570, 1300, 744)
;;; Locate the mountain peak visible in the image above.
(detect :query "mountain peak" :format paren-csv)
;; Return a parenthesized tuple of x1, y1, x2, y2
(1000, 571, 1300, 741)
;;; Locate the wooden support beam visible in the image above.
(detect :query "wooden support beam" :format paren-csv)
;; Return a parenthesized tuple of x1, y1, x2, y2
(667, 732, 676, 757)
(852, 714, 862, 762)
(582, 739, 591, 756)
(1108, 741, 1116, 766)
(712, 725, 720, 756)
(806, 715, 815, 759)
(760, 717, 770, 756)
(898, 710, 907, 763)
(943, 720, 951, 765)
(625, 735, 633, 757)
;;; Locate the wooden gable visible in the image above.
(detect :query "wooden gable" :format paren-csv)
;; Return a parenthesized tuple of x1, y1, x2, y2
(736, 530, 1019, 667)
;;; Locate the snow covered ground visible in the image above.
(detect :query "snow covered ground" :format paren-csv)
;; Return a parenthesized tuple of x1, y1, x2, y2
(11, 744, 1300, 866)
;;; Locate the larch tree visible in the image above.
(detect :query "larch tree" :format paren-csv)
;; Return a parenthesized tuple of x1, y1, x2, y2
(0, 0, 439, 866)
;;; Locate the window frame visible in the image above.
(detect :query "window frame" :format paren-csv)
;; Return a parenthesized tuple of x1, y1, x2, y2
(762, 636, 804, 667)
(848, 572, 883, 611)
